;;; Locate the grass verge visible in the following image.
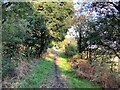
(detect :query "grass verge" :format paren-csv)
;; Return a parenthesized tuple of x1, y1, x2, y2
(58, 52, 101, 89)
(18, 57, 53, 88)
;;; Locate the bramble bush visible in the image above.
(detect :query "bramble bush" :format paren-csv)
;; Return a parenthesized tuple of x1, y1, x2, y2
(68, 57, 119, 89)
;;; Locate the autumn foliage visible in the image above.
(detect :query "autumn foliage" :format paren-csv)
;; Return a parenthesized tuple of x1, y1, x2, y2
(68, 57, 119, 89)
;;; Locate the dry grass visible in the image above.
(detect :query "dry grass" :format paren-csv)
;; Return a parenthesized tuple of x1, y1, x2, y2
(68, 56, 119, 89)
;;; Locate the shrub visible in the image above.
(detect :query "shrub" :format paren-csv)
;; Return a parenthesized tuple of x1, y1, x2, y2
(48, 43, 53, 48)
(96, 69, 118, 89)
(2, 57, 17, 78)
(68, 58, 119, 89)
(65, 44, 78, 57)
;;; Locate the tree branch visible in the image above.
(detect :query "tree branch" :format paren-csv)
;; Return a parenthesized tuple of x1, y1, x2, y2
(99, 40, 120, 59)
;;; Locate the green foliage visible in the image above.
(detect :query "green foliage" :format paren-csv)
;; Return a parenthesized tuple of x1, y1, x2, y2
(2, 57, 16, 78)
(75, 7, 120, 63)
(25, 13, 50, 56)
(2, 2, 33, 23)
(2, 2, 33, 78)
(65, 44, 78, 57)
(2, 2, 50, 78)
(33, 2, 74, 41)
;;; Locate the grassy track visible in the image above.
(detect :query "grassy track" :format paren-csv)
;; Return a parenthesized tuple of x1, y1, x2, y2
(18, 50, 101, 89)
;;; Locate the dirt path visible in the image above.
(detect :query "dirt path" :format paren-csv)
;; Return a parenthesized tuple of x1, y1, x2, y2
(40, 49, 67, 88)
(52, 56, 65, 88)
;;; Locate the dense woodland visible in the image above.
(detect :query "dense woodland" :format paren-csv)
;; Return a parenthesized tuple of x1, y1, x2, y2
(2, 0, 120, 89)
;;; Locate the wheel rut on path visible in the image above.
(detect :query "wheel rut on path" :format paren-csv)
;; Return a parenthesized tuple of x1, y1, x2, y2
(40, 49, 67, 88)
(52, 56, 65, 88)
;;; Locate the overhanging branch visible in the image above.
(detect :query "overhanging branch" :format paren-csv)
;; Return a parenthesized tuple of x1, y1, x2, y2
(99, 40, 120, 59)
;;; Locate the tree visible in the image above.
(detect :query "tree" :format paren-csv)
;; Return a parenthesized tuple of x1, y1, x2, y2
(74, 1, 120, 62)
(2, 2, 49, 77)
(26, 13, 50, 57)
(2, 2, 34, 77)
(32, 2, 74, 42)
(91, 1, 120, 58)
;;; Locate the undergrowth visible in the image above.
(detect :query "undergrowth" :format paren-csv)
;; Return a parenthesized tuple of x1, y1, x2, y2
(58, 52, 101, 89)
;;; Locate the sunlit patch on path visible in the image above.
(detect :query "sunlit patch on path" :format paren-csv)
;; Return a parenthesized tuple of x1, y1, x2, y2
(40, 49, 68, 88)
